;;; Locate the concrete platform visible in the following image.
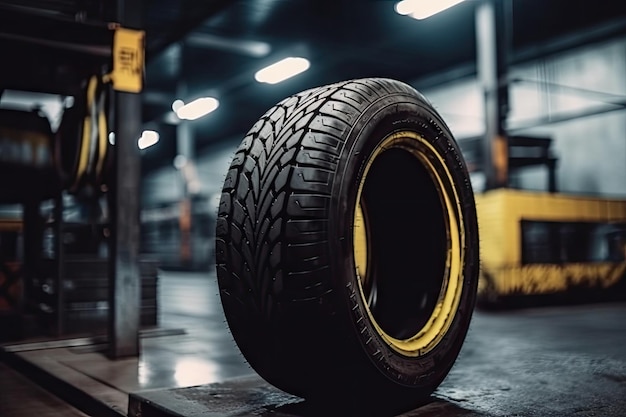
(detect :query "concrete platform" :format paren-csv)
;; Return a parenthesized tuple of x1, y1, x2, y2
(0, 361, 89, 417)
(2, 270, 626, 416)
(128, 299, 626, 417)
(0, 270, 254, 417)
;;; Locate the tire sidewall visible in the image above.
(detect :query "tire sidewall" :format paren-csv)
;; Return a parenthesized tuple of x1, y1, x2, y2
(330, 92, 479, 390)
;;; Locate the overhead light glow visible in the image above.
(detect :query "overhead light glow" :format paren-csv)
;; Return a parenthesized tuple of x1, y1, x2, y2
(173, 154, 187, 170)
(172, 99, 184, 112)
(175, 97, 219, 120)
(255, 57, 310, 84)
(138, 130, 159, 150)
(395, 0, 466, 20)
(165, 111, 181, 125)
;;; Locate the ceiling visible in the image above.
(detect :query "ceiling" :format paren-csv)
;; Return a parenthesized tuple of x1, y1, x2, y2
(1, 0, 626, 174)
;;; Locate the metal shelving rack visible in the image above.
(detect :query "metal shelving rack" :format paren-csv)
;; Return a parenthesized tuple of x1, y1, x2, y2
(0, 0, 145, 357)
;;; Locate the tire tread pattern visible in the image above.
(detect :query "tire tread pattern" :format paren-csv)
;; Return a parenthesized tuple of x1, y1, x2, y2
(215, 78, 463, 400)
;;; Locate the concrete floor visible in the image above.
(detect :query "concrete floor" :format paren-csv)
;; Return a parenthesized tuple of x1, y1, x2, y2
(0, 361, 89, 417)
(1, 270, 626, 416)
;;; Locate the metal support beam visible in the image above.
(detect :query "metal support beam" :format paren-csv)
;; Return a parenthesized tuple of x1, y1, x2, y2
(53, 193, 65, 336)
(0, 33, 111, 56)
(22, 200, 42, 327)
(175, 82, 195, 269)
(107, 0, 143, 359)
(475, 0, 511, 190)
(175, 82, 194, 160)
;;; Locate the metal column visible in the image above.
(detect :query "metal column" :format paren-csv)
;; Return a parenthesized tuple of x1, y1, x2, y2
(176, 81, 195, 269)
(475, 0, 511, 190)
(107, 0, 143, 358)
(22, 200, 43, 331)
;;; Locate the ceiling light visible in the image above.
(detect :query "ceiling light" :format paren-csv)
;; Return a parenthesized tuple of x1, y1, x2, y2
(138, 130, 159, 150)
(175, 97, 219, 120)
(172, 99, 184, 112)
(255, 57, 310, 84)
(173, 154, 187, 170)
(164, 111, 181, 125)
(395, 0, 466, 20)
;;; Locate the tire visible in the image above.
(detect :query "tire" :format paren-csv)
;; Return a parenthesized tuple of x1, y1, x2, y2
(55, 74, 109, 193)
(216, 78, 479, 413)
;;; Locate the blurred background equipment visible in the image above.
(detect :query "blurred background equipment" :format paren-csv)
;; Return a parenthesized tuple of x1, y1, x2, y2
(476, 189, 626, 306)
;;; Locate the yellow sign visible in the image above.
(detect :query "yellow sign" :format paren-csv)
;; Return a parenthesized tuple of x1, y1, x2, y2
(112, 27, 145, 93)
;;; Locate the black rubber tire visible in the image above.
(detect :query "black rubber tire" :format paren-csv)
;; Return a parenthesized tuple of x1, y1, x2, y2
(55, 74, 109, 193)
(216, 78, 479, 414)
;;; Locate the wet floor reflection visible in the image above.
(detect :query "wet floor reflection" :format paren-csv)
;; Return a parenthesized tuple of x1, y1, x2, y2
(136, 269, 253, 390)
(173, 357, 220, 387)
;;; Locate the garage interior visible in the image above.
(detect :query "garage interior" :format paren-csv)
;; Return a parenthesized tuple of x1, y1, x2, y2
(1, 0, 626, 416)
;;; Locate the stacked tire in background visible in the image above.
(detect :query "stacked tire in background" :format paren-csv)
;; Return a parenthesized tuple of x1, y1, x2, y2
(0, 75, 122, 340)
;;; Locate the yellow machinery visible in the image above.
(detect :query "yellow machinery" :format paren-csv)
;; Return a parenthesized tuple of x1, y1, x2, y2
(476, 189, 626, 304)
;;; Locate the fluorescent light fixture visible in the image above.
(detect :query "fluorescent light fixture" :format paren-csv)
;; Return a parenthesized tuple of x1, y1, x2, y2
(175, 97, 219, 120)
(395, 0, 466, 20)
(138, 130, 159, 150)
(255, 57, 310, 84)
(1, 89, 66, 131)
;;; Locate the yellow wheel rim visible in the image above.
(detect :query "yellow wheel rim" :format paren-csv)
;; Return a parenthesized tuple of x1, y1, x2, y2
(353, 131, 465, 356)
